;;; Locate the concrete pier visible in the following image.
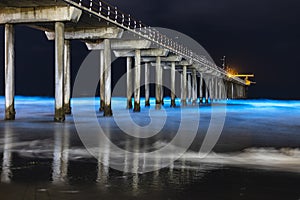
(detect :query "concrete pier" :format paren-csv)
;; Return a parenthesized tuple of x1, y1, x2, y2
(142, 52, 182, 102)
(145, 62, 150, 107)
(170, 62, 176, 107)
(103, 39, 112, 117)
(215, 77, 219, 101)
(192, 69, 197, 105)
(161, 67, 164, 105)
(100, 50, 105, 111)
(181, 70, 183, 103)
(45, 28, 124, 114)
(187, 74, 192, 102)
(134, 50, 141, 112)
(126, 57, 133, 109)
(155, 56, 162, 109)
(230, 82, 234, 99)
(0, 6, 82, 24)
(210, 77, 214, 102)
(209, 78, 213, 102)
(218, 79, 222, 100)
(4, 24, 15, 120)
(0, 1, 251, 122)
(240, 85, 245, 98)
(224, 84, 227, 99)
(181, 66, 187, 106)
(205, 78, 209, 103)
(239, 85, 243, 98)
(199, 73, 203, 104)
(220, 79, 224, 100)
(54, 22, 65, 122)
(63, 40, 71, 114)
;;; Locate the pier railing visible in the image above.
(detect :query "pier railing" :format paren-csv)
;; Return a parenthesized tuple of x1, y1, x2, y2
(63, 0, 246, 85)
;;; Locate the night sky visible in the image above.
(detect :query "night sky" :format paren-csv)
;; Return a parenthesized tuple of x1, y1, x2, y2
(0, 0, 299, 99)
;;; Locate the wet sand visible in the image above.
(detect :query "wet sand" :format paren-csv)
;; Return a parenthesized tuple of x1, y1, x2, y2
(0, 97, 299, 199)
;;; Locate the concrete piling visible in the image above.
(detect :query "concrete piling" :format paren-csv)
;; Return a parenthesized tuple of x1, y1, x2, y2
(205, 81, 209, 104)
(192, 69, 197, 105)
(215, 77, 218, 101)
(54, 22, 65, 122)
(100, 50, 105, 111)
(231, 82, 234, 99)
(187, 74, 192, 103)
(209, 78, 213, 103)
(145, 62, 150, 107)
(64, 40, 71, 114)
(218, 79, 222, 100)
(133, 49, 141, 112)
(170, 61, 176, 107)
(161, 66, 164, 105)
(103, 39, 113, 117)
(199, 73, 203, 104)
(126, 57, 133, 109)
(4, 24, 15, 120)
(155, 56, 162, 109)
(181, 65, 187, 106)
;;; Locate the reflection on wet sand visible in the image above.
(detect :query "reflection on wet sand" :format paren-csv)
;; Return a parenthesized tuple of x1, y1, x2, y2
(0, 123, 299, 199)
(96, 126, 110, 189)
(1, 123, 13, 183)
(0, 98, 299, 199)
(0, 123, 216, 198)
(132, 137, 140, 194)
(52, 124, 70, 184)
(93, 132, 200, 194)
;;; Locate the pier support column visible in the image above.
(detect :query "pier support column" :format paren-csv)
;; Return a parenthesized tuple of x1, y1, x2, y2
(237, 85, 239, 98)
(187, 74, 192, 102)
(180, 71, 183, 103)
(181, 65, 187, 106)
(134, 50, 141, 112)
(231, 82, 234, 99)
(199, 73, 203, 104)
(192, 69, 197, 105)
(103, 39, 112, 117)
(209, 78, 214, 103)
(155, 56, 162, 109)
(208, 78, 212, 102)
(4, 24, 15, 120)
(64, 40, 71, 114)
(145, 62, 150, 107)
(241, 86, 244, 98)
(225, 84, 228, 99)
(212, 77, 216, 101)
(243, 86, 246, 98)
(99, 50, 105, 111)
(205, 78, 209, 104)
(54, 22, 65, 122)
(218, 80, 223, 100)
(126, 57, 133, 109)
(170, 61, 176, 107)
(161, 67, 164, 105)
(240, 85, 242, 98)
(220, 81, 223, 100)
(240, 85, 243, 99)
(215, 77, 219, 101)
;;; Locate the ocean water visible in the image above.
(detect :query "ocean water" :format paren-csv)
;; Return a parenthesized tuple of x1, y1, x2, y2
(0, 96, 299, 199)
